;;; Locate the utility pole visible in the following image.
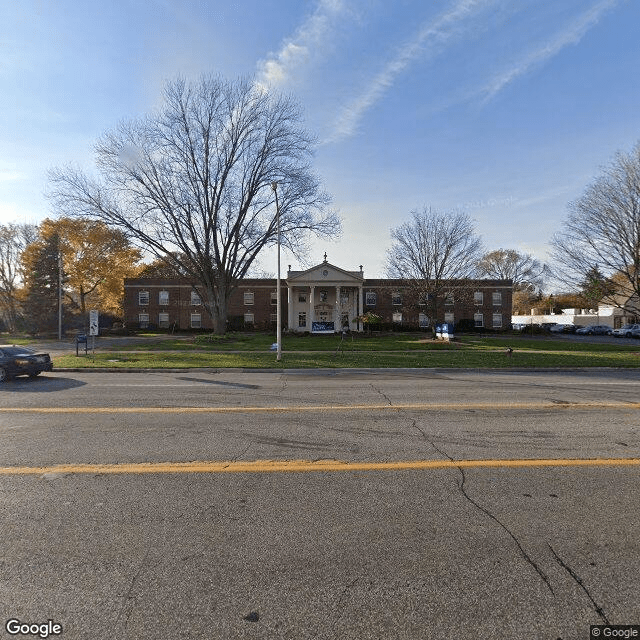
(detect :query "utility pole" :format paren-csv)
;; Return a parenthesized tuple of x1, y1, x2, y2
(271, 182, 282, 362)
(58, 251, 63, 340)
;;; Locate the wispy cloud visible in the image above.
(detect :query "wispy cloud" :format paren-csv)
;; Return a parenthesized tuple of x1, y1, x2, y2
(324, 0, 497, 144)
(256, 0, 349, 89)
(478, 0, 621, 103)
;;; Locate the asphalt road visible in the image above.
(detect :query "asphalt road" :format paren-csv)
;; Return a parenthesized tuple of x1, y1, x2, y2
(1, 369, 639, 640)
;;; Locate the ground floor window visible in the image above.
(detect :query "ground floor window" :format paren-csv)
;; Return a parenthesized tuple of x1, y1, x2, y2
(341, 313, 349, 328)
(492, 313, 502, 328)
(474, 313, 484, 328)
(244, 313, 254, 325)
(419, 313, 429, 328)
(191, 313, 201, 329)
(270, 313, 278, 323)
(299, 312, 307, 328)
(158, 312, 169, 328)
(392, 312, 402, 323)
(444, 312, 454, 324)
(139, 313, 149, 329)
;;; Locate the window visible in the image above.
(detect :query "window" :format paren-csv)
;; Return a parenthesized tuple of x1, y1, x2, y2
(340, 292, 349, 305)
(244, 292, 254, 305)
(138, 313, 149, 328)
(392, 312, 402, 324)
(474, 291, 483, 305)
(445, 292, 454, 306)
(392, 292, 402, 306)
(191, 291, 202, 306)
(270, 313, 278, 323)
(138, 291, 149, 306)
(271, 292, 278, 305)
(298, 312, 307, 328)
(493, 313, 502, 328)
(190, 313, 201, 329)
(474, 313, 484, 327)
(298, 292, 307, 303)
(366, 292, 377, 306)
(444, 312, 455, 324)
(244, 312, 254, 324)
(158, 313, 169, 328)
(492, 291, 502, 306)
(319, 290, 328, 302)
(419, 313, 429, 328)
(158, 290, 169, 305)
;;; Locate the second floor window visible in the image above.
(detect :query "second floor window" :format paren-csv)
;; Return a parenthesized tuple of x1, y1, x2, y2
(492, 291, 502, 306)
(366, 292, 377, 306)
(191, 291, 202, 306)
(271, 292, 278, 305)
(474, 291, 484, 305)
(244, 292, 254, 305)
(138, 291, 149, 306)
(159, 290, 169, 305)
(392, 292, 402, 306)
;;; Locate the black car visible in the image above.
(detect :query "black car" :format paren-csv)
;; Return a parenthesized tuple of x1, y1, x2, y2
(0, 346, 53, 382)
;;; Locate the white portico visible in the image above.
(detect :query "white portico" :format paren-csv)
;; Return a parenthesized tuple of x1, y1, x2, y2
(286, 258, 365, 333)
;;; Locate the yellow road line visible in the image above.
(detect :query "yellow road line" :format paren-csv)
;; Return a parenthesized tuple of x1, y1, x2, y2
(2, 401, 640, 414)
(1, 458, 639, 475)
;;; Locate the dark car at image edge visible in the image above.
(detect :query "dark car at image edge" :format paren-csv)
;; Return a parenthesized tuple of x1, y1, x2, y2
(0, 346, 53, 382)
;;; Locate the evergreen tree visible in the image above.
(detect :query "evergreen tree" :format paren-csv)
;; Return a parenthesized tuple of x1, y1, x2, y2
(21, 232, 63, 333)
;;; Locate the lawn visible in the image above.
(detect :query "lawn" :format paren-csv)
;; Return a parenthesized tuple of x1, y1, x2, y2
(52, 332, 640, 369)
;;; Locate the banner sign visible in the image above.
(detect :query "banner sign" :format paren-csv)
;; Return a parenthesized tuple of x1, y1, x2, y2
(312, 321, 335, 333)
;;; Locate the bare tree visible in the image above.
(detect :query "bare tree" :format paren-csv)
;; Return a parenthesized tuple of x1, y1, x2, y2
(551, 142, 640, 316)
(48, 75, 340, 333)
(476, 248, 547, 290)
(0, 223, 38, 332)
(386, 208, 483, 331)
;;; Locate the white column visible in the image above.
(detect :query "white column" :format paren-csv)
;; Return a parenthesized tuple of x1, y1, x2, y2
(335, 286, 341, 331)
(287, 285, 293, 332)
(358, 286, 364, 332)
(309, 286, 315, 332)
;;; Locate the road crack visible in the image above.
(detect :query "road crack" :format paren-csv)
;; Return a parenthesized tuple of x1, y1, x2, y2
(115, 546, 151, 630)
(369, 383, 393, 406)
(548, 543, 609, 623)
(412, 421, 554, 595)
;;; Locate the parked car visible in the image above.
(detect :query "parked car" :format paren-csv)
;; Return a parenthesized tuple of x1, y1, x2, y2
(611, 324, 640, 338)
(575, 325, 612, 335)
(549, 324, 575, 333)
(0, 346, 53, 382)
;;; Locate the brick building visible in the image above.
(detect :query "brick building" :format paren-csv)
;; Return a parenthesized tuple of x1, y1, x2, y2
(124, 258, 512, 332)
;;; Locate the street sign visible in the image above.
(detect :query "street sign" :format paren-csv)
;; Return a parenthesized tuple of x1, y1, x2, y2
(89, 310, 99, 336)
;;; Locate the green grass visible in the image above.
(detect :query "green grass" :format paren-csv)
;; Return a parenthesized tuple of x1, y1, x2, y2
(53, 335, 640, 370)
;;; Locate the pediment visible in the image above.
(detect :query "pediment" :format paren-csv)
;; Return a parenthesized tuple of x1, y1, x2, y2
(287, 262, 363, 285)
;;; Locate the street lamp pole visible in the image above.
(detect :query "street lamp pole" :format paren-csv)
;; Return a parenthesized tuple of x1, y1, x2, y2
(271, 182, 282, 362)
(58, 251, 63, 340)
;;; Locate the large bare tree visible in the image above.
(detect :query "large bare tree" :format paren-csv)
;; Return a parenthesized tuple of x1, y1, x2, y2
(476, 248, 547, 290)
(0, 223, 38, 332)
(476, 248, 548, 314)
(386, 207, 483, 330)
(551, 142, 640, 316)
(48, 75, 340, 333)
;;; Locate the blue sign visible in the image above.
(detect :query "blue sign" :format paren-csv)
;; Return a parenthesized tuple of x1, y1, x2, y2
(312, 321, 335, 333)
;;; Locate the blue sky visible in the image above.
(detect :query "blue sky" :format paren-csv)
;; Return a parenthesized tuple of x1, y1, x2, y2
(1, 0, 638, 281)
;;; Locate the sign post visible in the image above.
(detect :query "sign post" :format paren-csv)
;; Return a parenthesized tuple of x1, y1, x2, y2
(89, 310, 99, 352)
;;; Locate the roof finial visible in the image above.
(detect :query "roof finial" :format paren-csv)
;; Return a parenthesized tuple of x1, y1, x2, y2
(323, 252, 327, 262)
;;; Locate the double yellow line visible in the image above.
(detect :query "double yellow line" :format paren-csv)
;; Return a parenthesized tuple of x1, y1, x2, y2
(3, 400, 640, 414)
(1, 458, 639, 476)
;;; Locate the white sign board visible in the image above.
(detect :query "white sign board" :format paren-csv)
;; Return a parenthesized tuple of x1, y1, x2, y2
(89, 310, 99, 336)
